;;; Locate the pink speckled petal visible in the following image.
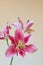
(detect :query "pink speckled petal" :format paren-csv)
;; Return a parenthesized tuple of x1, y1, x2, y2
(8, 35, 16, 45)
(19, 49, 25, 57)
(15, 29, 24, 43)
(25, 44, 37, 53)
(24, 34, 31, 43)
(5, 45, 18, 57)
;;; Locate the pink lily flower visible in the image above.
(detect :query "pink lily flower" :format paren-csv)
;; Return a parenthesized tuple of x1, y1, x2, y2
(5, 29, 37, 57)
(0, 22, 11, 40)
(12, 17, 34, 33)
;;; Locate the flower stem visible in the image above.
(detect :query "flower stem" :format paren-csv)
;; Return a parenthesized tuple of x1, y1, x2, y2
(10, 57, 13, 65)
(6, 37, 13, 65)
(6, 38, 9, 47)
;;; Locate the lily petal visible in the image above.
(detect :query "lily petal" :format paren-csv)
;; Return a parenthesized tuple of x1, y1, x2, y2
(25, 44, 37, 53)
(24, 34, 31, 43)
(5, 45, 18, 57)
(25, 21, 34, 32)
(3, 23, 11, 35)
(19, 48, 25, 57)
(15, 29, 24, 43)
(18, 17, 24, 29)
(11, 22, 21, 28)
(8, 35, 16, 45)
(0, 32, 4, 40)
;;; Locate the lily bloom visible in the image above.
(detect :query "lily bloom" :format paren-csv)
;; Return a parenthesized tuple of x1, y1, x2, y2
(12, 17, 34, 33)
(0, 22, 11, 40)
(5, 29, 37, 57)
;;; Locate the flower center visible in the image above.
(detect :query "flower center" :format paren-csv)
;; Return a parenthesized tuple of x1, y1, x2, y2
(18, 40, 25, 49)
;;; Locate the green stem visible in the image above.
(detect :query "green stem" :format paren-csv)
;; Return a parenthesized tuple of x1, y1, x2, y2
(6, 37, 13, 65)
(6, 38, 9, 47)
(10, 57, 13, 65)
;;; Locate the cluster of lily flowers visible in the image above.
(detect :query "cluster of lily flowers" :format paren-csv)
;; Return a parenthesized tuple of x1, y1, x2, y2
(0, 17, 37, 58)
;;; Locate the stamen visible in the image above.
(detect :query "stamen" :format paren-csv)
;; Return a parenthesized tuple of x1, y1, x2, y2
(18, 40, 25, 49)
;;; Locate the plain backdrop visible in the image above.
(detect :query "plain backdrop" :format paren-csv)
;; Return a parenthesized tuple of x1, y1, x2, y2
(0, 0, 43, 65)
